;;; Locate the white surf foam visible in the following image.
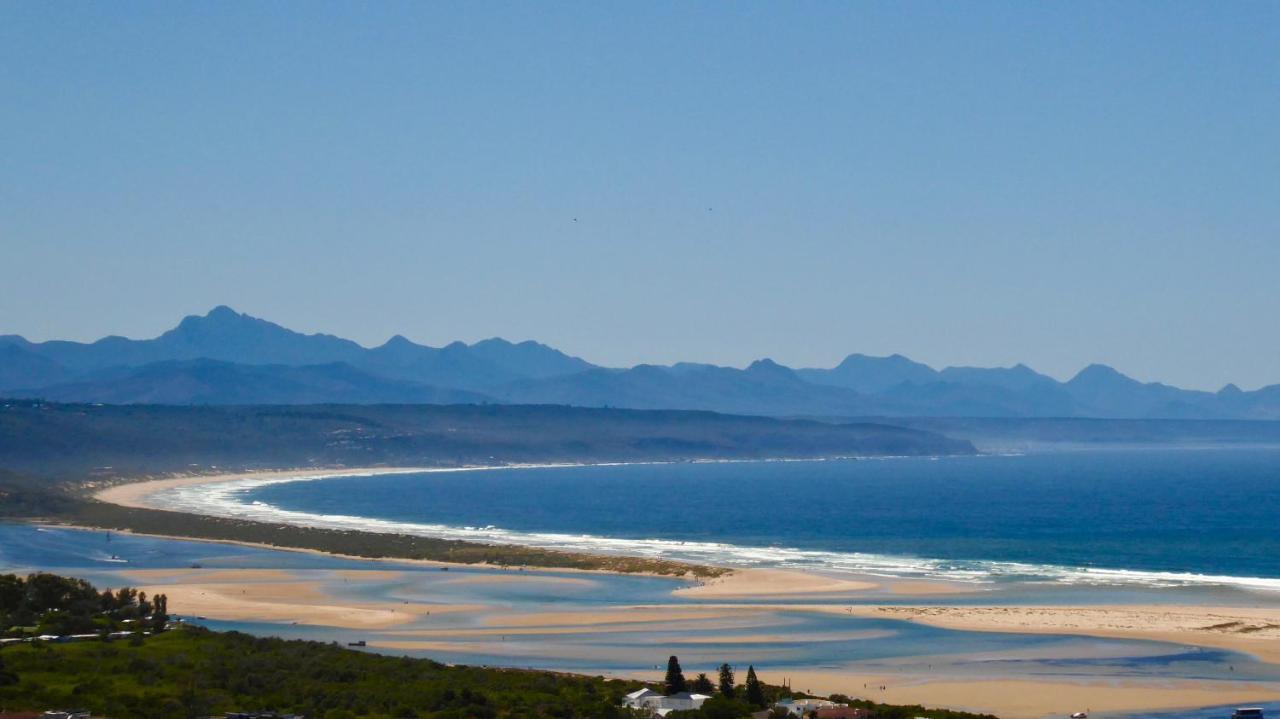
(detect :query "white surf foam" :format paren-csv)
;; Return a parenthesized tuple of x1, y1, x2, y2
(145, 468, 1280, 592)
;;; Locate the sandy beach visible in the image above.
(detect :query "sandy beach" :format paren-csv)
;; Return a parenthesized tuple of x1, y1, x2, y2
(92, 467, 434, 510)
(676, 568, 877, 598)
(98, 563, 1280, 717)
(782, 671, 1280, 719)
(847, 604, 1280, 664)
(123, 567, 487, 629)
(79, 468, 1280, 718)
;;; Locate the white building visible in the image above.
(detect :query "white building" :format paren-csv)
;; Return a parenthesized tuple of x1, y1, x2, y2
(623, 690, 713, 716)
(650, 692, 712, 712)
(623, 688, 663, 709)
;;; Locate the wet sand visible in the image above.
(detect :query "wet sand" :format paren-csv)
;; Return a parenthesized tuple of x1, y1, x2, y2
(677, 568, 877, 598)
(782, 670, 1280, 719)
(847, 604, 1280, 664)
(131, 568, 486, 629)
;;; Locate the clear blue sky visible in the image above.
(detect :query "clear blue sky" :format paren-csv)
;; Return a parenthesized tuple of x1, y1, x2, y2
(3, 2, 1277, 390)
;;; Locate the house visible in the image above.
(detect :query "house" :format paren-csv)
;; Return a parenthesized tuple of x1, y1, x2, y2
(622, 689, 712, 716)
(649, 692, 712, 713)
(623, 688, 663, 709)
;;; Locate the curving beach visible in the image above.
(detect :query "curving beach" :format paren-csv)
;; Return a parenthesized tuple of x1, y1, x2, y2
(63, 466, 1280, 718)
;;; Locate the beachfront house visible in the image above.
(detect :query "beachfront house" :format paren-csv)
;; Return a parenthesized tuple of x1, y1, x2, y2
(651, 692, 712, 713)
(622, 689, 712, 716)
(623, 688, 663, 709)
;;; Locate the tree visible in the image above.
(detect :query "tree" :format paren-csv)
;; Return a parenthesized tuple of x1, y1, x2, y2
(664, 655, 687, 695)
(697, 695, 753, 719)
(717, 663, 735, 698)
(151, 593, 169, 632)
(692, 673, 714, 693)
(0, 654, 17, 686)
(745, 665, 765, 707)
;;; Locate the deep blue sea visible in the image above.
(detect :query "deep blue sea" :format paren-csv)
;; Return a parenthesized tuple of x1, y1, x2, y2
(158, 448, 1280, 589)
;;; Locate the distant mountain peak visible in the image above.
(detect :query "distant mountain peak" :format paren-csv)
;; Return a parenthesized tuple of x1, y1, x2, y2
(171, 305, 268, 334)
(380, 334, 417, 349)
(207, 304, 241, 318)
(1219, 383, 1243, 395)
(745, 358, 798, 380)
(1068, 363, 1133, 385)
(836, 352, 922, 368)
(473, 337, 515, 348)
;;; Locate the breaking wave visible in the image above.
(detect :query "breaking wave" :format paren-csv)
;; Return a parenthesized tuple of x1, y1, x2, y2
(145, 467, 1280, 593)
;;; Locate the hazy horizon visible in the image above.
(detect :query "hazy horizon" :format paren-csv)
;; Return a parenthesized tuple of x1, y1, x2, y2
(4, 3, 1278, 391)
(6, 303, 1276, 392)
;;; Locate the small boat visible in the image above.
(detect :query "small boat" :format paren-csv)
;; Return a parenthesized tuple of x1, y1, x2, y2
(190, 563, 203, 569)
(1070, 713, 1088, 719)
(1233, 709, 1264, 719)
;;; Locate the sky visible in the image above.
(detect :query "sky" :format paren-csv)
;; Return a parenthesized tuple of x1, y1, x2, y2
(2, 2, 1278, 390)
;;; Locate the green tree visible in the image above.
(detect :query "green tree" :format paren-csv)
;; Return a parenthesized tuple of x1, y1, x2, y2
(745, 665, 765, 707)
(0, 654, 17, 686)
(698, 695, 754, 719)
(717, 663, 735, 698)
(691, 673, 714, 694)
(664, 655, 687, 695)
(151, 593, 169, 632)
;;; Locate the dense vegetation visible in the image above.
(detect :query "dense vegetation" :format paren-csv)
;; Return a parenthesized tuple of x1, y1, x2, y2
(0, 400, 973, 478)
(0, 627, 997, 719)
(0, 626, 640, 718)
(1, 572, 167, 638)
(0, 575, 997, 719)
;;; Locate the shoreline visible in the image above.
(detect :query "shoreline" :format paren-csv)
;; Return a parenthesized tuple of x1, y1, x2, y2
(93, 464, 558, 510)
(16, 524, 1280, 719)
(39, 520, 713, 582)
(88, 463, 1280, 595)
(73, 464, 728, 577)
(69, 465, 1280, 717)
(78, 563, 1280, 719)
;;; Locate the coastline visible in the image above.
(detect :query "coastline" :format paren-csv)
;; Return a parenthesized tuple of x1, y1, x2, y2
(71, 465, 727, 577)
(68, 465, 1280, 717)
(88, 563, 1280, 719)
(91, 466, 437, 510)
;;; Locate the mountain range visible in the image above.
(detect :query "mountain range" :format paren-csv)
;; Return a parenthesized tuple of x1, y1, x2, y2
(3, 306, 1278, 419)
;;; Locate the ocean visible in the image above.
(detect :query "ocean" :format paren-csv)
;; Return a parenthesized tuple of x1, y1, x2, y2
(154, 447, 1280, 592)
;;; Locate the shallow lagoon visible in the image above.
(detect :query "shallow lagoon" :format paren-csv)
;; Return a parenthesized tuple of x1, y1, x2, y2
(5, 522, 1279, 695)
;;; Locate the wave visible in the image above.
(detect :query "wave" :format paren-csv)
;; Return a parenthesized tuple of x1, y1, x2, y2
(145, 468, 1280, 593)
